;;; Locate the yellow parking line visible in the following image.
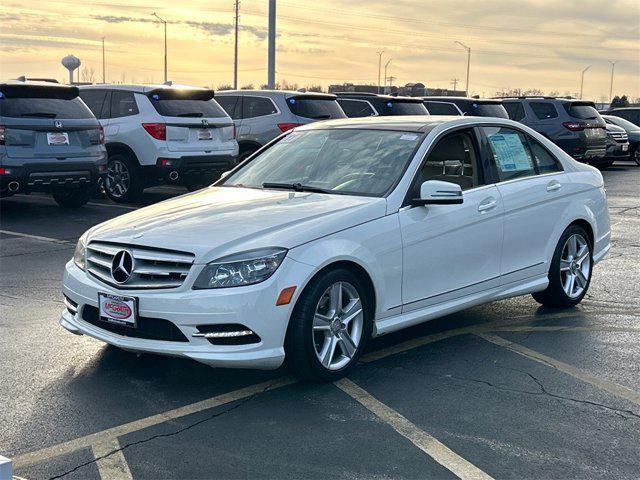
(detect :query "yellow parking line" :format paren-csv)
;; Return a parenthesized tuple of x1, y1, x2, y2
(12, 377, 295, 470)
(478, 334, 640, 406)
(336, 378, 494, 480)
(488, 325, 640, 334)
(92, 439, 133, 480)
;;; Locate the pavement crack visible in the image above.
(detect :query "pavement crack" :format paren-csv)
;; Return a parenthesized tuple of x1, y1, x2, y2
(47, 379, 279, 480)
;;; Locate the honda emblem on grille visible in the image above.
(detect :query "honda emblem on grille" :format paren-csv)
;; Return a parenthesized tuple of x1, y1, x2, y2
(54, 121, 64, 129)
(111, 250, 134, 284)
(202, 119, 209, 127)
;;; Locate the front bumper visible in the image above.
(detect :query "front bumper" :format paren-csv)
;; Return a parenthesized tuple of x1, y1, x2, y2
(60, 257, 315, 369)
(605, 142, 630, 158)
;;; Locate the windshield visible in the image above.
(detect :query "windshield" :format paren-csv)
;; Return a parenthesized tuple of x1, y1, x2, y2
(605, 116, 640, 131)
(471, 103, 509, 118)
(223, 129, 422, 197)
(379, 101, 428, 116)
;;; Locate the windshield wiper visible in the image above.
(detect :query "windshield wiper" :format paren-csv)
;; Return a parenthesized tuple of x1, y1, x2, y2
(177, 112, 204, 117)
(21, 112, 57, 118)
(262, 182, 332, 194)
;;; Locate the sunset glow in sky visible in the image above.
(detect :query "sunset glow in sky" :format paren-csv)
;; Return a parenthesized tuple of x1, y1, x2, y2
(1, 0, 639, 100)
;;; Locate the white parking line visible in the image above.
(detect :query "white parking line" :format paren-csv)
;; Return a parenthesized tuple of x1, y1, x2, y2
(478, 334, 640, 406)
(336, 378, 494, 480)
(25, 194, 138, 210)
(12, 377, 295, 469)
(0, 229, 70, 244)
(92, 439, 133, 480)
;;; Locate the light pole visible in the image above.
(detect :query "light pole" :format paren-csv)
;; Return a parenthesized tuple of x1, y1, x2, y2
(233, 0, 240, 89)
(377, 50, 384, 94)
(267, 0, 276, 89)
(579, 65, 591, 100)
(455, 41, 471, 95)
(152, 12, 168, 83)
(608, 60, 617, 104)
(384, 58, 392, 93)
(101, 37, 106, 83)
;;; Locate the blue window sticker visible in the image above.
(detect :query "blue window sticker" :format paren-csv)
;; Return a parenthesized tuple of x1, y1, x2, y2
(386, 102, 393, 108)
(288, 98, 296, 104)
(151, 94, 160, 101)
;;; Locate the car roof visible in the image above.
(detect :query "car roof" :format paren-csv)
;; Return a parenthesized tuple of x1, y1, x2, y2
(78, 84, 212, 93)
(295, 115, 517, 133)
(335, 93, 424, 103)
(423, 96, 502, 104)
(216, 89, 336, 99)
(1, 80, 76, 90)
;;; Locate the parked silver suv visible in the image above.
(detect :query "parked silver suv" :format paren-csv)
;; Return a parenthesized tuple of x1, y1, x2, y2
(216, 90, 346, 161)
(0, 81, 106, 207)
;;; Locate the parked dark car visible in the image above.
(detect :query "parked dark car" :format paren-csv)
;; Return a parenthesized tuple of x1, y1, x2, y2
(0, 81, 106, 207)
(501, 97, 606, 164)
(335, 93, 428, 117)
(422, 97, 509, 118)
(599, 107, 640, 128)
(590, 123, 629, 169)
(603, 114, 640, 165)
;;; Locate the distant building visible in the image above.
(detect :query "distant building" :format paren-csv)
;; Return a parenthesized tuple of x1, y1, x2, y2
(328, 82, 466, 97)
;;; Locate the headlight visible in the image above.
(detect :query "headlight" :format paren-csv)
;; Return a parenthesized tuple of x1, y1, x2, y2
(73, 234, 87, 270)
(193, 247, 287, 289)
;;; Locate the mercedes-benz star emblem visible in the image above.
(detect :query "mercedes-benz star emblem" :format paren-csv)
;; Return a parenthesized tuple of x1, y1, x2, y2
(54, 121, 64, 129)
(111, 250, 134, 284)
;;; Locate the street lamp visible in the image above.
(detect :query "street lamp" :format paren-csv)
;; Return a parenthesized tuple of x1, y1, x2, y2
(608, 60, 617, 104)
(384, 58, 392, 93)
(377, 50, 384, 94)
(152, 12, 168, 84)
(455, 41, 471, 95)
(579, 65, 591, 100)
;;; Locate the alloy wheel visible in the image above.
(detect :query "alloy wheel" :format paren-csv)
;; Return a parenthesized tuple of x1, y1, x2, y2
(633, 148, 640, 166)
(560, 233, 591, 299)
(312, 281, 364, 370)
(105, 159, 131, 199)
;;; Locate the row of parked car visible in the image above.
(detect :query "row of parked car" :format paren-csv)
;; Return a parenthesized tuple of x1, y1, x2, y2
(1, 79, 638, 207)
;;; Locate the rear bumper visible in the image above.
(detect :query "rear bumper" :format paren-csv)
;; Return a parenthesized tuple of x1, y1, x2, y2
(153, 154, 237, 184)
(556, 138, 606, 161)
(0, 158, 107, 194)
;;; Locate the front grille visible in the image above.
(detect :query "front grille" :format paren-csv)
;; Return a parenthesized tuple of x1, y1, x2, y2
(86, 241, 195, 289)
(82, 305, 189, 342)
(608, 131, 628, 143)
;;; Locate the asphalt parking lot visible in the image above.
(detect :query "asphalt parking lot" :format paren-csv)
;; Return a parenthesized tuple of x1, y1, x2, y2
(1, 162, 639, 480)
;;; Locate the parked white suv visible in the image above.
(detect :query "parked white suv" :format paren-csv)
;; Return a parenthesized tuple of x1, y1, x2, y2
(79, 84, 238, 202)
(61, 116, 610, 381)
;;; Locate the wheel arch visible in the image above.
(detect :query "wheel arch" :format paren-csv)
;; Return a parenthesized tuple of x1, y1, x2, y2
(238, 140, 262, 154)
(105, 142, 139, 165)
(567, 218, 594, 247)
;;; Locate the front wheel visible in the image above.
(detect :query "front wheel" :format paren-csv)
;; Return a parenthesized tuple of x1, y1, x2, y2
(632, 146, 640, 166)
(285, 268, 372, 382)
(52, 188, 90, 208)
(532, 225, 592, 308)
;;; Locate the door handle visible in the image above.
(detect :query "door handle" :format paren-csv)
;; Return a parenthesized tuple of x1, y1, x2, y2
(546, 181, 562, 192)
(478, 197, 498, 212)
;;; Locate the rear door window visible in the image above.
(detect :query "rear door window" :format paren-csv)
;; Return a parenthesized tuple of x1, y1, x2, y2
(530, 102, 558, 120)
(423, 101, 460, 115)
(286, 96, 345, 120)
(216, 95, 242, 119)
(527, 137, 562, 173)
(503, 102, 525, 121)
(337, 99, 376, 117)
(110, 91, 139, 118)
(79, 89, 109, 119)
(242, 96, 278, 119)
(482, 126, 536, 181)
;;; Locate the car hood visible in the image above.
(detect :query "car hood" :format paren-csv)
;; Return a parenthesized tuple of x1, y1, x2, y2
(87, 187, 386, 263)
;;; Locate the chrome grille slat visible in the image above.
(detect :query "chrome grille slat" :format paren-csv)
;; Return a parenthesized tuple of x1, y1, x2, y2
(86, 241, 195, 289)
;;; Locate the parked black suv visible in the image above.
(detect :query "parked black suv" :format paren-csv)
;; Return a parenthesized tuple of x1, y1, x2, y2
(335, 93, 428, 117)
(600, 107, 640, 128)
(501, 97, 606, 163)
(422, 96, 509, 118)
(0, 81, 107, 207)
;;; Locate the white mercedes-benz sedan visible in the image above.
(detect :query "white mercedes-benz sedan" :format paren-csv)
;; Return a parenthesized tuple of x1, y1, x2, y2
(61, 116, 610, 381)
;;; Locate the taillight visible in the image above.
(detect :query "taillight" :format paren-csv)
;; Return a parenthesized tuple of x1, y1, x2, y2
(142, 123, 166, 140)
(562, 122, 587, 131)
(277, 123, 302, 133)
(91, 126, 105, 145)
(0, 125, 5, 145)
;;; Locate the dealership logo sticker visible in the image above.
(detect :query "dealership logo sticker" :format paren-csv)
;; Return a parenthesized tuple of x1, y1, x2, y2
(102, 300, 132, 319)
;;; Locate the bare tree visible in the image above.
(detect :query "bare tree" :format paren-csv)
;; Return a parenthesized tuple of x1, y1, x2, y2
(240, 83, 254, 90)
(306, 84, 323, 92)
(81, 66, 96, 83)
(218, 84, 233, 90)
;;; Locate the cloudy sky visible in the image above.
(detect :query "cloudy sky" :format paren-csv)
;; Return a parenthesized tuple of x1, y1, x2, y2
(1, 0, 638, 100)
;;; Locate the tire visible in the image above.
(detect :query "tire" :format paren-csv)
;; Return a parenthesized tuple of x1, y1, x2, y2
(104, 154, 144, 203)
(52, 188, 90, 208)
(532, 225, 592, 308)
(285, 268, 373, 382)
(238, 146, 258, 163)
(632, 146, 640, 166)
(185, 181, 208, 192)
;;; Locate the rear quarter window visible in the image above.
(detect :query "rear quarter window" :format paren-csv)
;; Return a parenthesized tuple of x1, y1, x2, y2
(530, 102, 558, 120)
(503, 102, 525, 121)
(564, 103, 599, 120)
(287, 97, 345, 120)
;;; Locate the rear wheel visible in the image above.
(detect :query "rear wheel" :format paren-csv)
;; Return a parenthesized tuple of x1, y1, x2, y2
(52, 188, 90, 208)
(532, 225, 592, 308)
(632, 146, 640, 166)
(285, 268, 372, 382)
(104, 154, 143, 203)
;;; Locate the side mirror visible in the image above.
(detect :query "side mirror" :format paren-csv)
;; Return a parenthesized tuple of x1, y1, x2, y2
(412, 180, 463, 206)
